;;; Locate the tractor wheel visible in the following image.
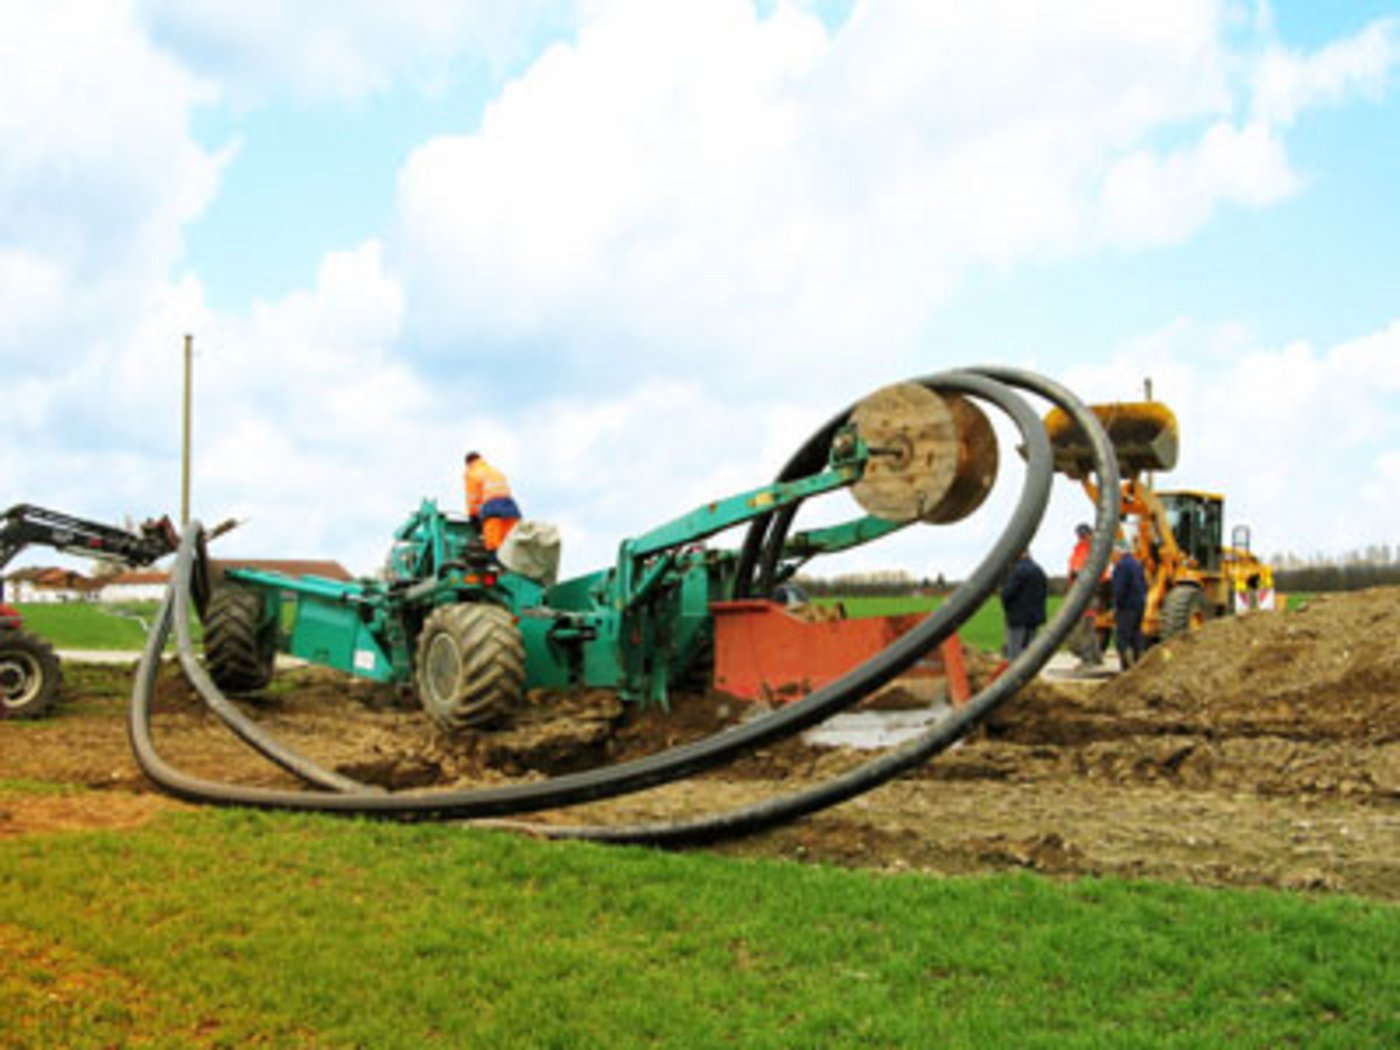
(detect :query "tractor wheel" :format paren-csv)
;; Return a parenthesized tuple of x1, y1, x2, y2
(203, 586, 277, 693)
(0, 630, 61, 719)
(1160, 584, 1210, 640)
(414, 603, 525, 732)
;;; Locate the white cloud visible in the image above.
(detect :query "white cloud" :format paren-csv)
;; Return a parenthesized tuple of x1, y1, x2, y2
(1097, 121, 1299, 246)
(0, 2, 222, 263)
(391, 0, 1396, 400)
(189, 241, 445, 567)
(6, 0, 1400, 586)
(0, 0, 225, 364)
(0, 1, 222, 529)
(140, 0, 574, 103)
(1252, 17, 1399, 126)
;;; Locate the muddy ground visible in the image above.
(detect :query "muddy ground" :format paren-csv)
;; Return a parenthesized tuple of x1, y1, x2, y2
(3, 588, 1397, 900)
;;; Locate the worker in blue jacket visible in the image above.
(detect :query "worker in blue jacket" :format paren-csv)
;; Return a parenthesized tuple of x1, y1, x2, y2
(1111, 541, 1149, 669)
(999, 549, 1048, 660)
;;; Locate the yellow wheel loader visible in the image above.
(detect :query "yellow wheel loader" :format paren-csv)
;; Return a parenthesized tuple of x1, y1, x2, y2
(1045, 401, 1276, 643)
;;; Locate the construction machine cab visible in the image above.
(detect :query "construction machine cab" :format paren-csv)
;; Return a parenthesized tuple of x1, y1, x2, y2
(1157, 491, 1224, 571)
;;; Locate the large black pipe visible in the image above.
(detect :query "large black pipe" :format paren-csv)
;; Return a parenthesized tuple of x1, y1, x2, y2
(544, 366, 1119, 843)
(128, 367, 1102, 836)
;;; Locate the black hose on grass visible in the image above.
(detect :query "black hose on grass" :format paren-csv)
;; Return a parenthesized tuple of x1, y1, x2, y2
(129, 367, 1112, 837)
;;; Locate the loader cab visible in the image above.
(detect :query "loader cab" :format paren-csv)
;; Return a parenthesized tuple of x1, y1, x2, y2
(1158, 490, 1224, 571)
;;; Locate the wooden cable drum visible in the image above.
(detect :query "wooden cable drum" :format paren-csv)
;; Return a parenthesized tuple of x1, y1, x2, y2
(849, 382, 998, 524)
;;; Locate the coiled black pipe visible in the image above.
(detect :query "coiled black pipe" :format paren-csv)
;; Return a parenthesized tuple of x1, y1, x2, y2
(128, 366, 1108, 836)
(547, 366, 1119, 843)
(129, 368, 1045, 814)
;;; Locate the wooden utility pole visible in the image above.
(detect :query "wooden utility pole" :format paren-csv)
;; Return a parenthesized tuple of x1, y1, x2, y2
(181, 334, 193, 526)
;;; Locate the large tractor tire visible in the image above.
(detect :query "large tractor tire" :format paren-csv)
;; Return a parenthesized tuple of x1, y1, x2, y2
(203, 586, 277, 694)
(0, 630, 61, 719)
(414, 603, 525, 732)
(1160, 584, 1210, 640)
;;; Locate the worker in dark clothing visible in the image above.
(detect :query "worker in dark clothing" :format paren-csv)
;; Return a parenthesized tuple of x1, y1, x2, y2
(1111, 542, 1149, 669)
(999, 550, 1048, 661)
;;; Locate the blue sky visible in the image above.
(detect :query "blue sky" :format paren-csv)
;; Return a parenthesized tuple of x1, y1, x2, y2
(3, 0, 1398, 581)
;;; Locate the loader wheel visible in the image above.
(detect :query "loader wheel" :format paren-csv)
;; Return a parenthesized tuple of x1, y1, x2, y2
(0, 630, 61, 719)
(415, 603, 525, 732)
(203, 586, 277, 693)
(1160, 584, 1210, 640)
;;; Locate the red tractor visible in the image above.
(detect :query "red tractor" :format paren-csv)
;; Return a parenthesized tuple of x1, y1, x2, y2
(1, 504, 179, 719)
(0, 600, 61, 719)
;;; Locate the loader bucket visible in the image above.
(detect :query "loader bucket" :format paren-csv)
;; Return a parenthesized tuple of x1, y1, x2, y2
(1045, 401, 1179, 480)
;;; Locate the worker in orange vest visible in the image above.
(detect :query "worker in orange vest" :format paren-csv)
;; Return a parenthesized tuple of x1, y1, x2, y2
(1066, 522, 1104, 668)
(464, 452, 522, 552)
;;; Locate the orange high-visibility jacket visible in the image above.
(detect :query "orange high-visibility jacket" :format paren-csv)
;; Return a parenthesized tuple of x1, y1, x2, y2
(1068, 537, 1091, 578)
(464, 459, 514, 518)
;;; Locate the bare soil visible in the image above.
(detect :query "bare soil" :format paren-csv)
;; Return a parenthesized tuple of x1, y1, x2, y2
(3, 588, 1397, 900)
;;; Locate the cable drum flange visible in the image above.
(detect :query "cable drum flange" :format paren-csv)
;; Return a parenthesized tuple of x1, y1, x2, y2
(920, 394, 998, 524)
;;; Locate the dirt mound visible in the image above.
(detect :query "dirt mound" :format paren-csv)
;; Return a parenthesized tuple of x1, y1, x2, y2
(995, 587, 1400, 743)
(972, 588, 1400, 803)
(1121, 588, 1400, 738)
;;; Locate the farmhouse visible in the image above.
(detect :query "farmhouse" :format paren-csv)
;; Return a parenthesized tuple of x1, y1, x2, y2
(98, 570, 170, 603)
(2, 559, 354, 606)
(94, 561, 354, 602)
(4, 566, 98, 603)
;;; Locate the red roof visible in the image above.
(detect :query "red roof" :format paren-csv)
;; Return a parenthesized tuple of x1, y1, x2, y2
(103, 571, 169, 586)
(5, 566, 98, 590)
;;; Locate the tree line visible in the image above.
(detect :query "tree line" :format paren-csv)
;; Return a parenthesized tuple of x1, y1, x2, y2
(1268, 547, 1400, 593)
(792, 547, 1400, 598)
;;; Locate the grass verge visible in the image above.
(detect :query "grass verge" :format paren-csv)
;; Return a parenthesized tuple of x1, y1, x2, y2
(3, 810, 1397, 1048)
(11, 601, 202, 652)
(820, 594, 1047, 653)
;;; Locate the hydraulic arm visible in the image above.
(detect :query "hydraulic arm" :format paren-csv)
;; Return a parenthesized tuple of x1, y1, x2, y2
(0, 504, 178, 582)
(1, 503, 179, 719)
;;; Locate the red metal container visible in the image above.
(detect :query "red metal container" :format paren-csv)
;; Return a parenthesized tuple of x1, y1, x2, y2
(710, 600, 969, 706)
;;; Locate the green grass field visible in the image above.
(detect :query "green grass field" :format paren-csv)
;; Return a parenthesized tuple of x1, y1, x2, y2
(2, 800, 1396, 1049)
(15, 592, 1307, 656)
(10, 602, 201, 651)
(819, 593, 1049, 653)
(9, 602, 160, 650)
(15, 596, 1011, 654)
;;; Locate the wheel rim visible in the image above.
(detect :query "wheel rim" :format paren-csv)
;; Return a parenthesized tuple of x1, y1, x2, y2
(422, 632, 463, 715)
(0, 652, 41, 708)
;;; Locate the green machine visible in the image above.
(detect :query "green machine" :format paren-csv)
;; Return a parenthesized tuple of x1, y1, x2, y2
(201, 382, 998, 732)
